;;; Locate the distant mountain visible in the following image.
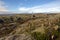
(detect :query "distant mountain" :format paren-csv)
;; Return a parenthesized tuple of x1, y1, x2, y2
(0, 11, 12, 14)
(0, 11, 17, 16)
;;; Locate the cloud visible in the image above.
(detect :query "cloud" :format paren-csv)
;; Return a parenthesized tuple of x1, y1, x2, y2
(0, 0, 8, 11)
(18, 0, 60, 13)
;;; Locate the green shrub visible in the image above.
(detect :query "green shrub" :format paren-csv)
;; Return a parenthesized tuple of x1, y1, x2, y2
(31, 32, 50, 40)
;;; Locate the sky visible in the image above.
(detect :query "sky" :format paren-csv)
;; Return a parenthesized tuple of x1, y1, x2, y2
(0, 0, 60, 13)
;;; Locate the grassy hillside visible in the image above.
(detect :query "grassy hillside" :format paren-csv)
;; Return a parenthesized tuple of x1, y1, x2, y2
(0, 13, 60, 40)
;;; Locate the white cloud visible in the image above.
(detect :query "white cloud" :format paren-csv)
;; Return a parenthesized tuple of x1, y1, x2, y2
(0, 0, 8, 11)
(18, 0, 60, 13)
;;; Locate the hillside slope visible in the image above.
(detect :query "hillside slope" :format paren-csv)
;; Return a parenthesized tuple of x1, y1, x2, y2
(0, 13, 60, 40)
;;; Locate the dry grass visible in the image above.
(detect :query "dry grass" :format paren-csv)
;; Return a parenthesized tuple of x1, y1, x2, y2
(0, 13, 60, 40)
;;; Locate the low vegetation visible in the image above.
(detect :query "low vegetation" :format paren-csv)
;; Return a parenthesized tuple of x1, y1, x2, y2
(0, 13, 60, 40)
